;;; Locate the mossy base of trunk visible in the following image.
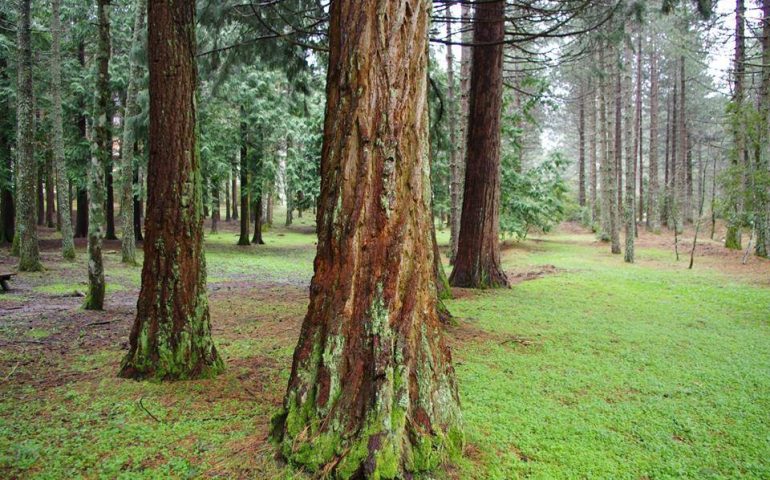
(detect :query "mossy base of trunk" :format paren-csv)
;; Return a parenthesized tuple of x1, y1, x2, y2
(725, 226, 742, 250)
(119, 339, 224, 381)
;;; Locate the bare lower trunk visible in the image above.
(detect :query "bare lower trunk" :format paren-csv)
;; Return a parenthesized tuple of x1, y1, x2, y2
(726, 0, 746, 250)
(120, 0, 222, 380)
(446, 4, 460, 259)
(272, 2, 462, 477)
(610, 56, 621, 255)
(648, 38, 660, 232)
(238, 121, 250, 246)
(624, 41, 635, 262)
(450, 0, 508, 288)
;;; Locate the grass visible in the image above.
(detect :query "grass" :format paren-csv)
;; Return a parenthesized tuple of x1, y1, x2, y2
(1, 219, 769, 479)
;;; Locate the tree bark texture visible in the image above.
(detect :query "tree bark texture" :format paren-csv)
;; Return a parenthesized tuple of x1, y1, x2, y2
(450, 0, 509, 288)
(610, 54, 621, 254)
(120, 0, 223, 380)
(624, 43, 636, 263)
(726, 0, 746, 250)
(648, 38, 660, 232)
(16, 0, 42, 271)
(578, 79, 586, 207)
(271, 1, 463, 477)
(757, 0, 770, 257)
(446, 2, 461, 260)
(238, 122, 250, 246)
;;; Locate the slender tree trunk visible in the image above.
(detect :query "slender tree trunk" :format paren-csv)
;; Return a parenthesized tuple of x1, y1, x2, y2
(267, 188, 274, 226)
(225, 171, 231, 222)
(450, 0, 509, 288)
(36, 162, 44, 226)
(610, 55, 622, 255)
(120, 0, 223, 381)
(600, 49, 611, 240)
(624, 41, 636, 263)
(726, 0, 745, 250)
(648, 37, 660, 232)
(84, 0, 111, 310)
(676, 55, 687, 234)
(231, 163, 238, 220)
(755, 0, 770, 257)
(44, 156, 55, 228)
(238, 118, 250, 246)
(211, 181, 220, 234)
(454, 1, 471, 263)
(272, 2, 461, 476)
(588, 77, 598, 224)
(670, 71, 678, 230)
(251, 195, 264, 244)
(51, 0, 75, 259)
(119, 0, 145, 265)
(105, 162, 117, 240)
(635, 33, 643, 227)
(447, 3, 461, 259)
(133, 161, 143, 241)
(578, 79, 586, 207)
(16, 0, 42, 271)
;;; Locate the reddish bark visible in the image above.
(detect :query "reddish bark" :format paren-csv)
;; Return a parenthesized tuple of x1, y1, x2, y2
(449, 0, 509, 289)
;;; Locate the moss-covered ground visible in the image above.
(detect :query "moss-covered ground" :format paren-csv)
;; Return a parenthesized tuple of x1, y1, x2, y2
(0, 217, 768, 479)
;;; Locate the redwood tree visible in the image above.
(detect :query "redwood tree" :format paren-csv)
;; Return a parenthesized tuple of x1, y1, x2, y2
(120, 0, 223, 380)
(271, 0, 463, 476)
(450, 0, 509, 288)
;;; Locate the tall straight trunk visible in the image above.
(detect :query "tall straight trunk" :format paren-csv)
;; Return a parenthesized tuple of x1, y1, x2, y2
(624, 41, 636, 263)
(105, 162, 117, 240)
(599, 49, 611, 240)
(51, 0, 75, 259)
(16, 0, 42, 271)
(450, 0, 508, 288)
(271, 2, 461, 476)
(231, 163, 238, 220)
(225, 171, 231, 221)
(611, 57, 622, 255)
(36, 162, 44, 226)
(670, 71, 679, 229)
(453, 1, 471, 262)
(267, 188, 274, 226)
(635, 33, 643, 227)
(120, 0, 145, 265)
(446, 2, 461, 259)
(0, 27, 13, 245)
(85, 0, 111, 310)
(251, 195, 264, 244)
(133, 161, 143, 241)
(120, 0, 223, 381)
(756, 0, 770, 257)
(588, 76, 598, 224)
(578, 79, 586, 207)
(648, 37, 660, 232)
(45, 156, 55, 228)
(675, 55, 687, 233)
(238, 120, 250, 245)
(726, 0, 746, 250)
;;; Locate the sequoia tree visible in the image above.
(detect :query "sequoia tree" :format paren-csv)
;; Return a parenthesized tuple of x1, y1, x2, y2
(449, 0, 509, 288)
(15, 0, 42, 271)
(271, 0, 463, 477)
(119, 0, 223, 380)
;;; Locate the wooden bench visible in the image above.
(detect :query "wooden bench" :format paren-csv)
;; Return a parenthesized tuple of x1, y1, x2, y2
(0, 272, 16, 292)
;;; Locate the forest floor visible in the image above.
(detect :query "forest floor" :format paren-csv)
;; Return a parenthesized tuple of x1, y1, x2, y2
(1, 215, 769, 479)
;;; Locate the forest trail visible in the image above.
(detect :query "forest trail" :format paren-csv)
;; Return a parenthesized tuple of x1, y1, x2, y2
(1, 219, 769, 478)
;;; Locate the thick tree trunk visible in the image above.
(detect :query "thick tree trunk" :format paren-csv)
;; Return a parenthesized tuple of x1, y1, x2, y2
(119, 0, 145, 265)
(238, 123, 250, 246)
(120, 0, 223, 380)
(51, 0, 75, 259)
(84, 0, 111, 310)
(271, 1, 462, 476)
(450, 0, 508, 288)
(648, 38, 660, 232)
(726, 0, 745, 250)
(251, 195, 264, 244)
(16, 0, 42, 271)
(757, 0, 770, 257)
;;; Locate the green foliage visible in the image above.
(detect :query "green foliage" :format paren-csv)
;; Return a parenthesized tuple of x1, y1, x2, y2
(500, 152, 569, 241)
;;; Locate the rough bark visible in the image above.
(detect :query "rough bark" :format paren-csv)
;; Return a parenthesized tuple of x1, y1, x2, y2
(675, 55, 687, 233)
(16, 0, 42, 271)
(105, 162, 117, 240)
(36, 162, 44, 226)
(51, 0, 75, 259)
(251, 195, 264, 244)
(648, 37, 660, 232)
(450, 0, 509, 288)
(45, 156, 55, 228)
(271, 1, 462, 476)
(446, 3, 461, 259)
(635, 33, 643, 228)
(120, 0, 145, 265)
(726, 0, 745, 250)
(133, 162, 144, 241)
(578, 79, 586, 207)
(757, 0, 770, 257)
(588, 77, 598, 224)
(454, 1, 471, 263)
(231, 164, 238, 220)
(211, 181, 220, 234)
(610, 55, 621, 255)
(84, 0, 111, 310)
(225, 172, 231, 222)
(624, 42, 636, 263)
(599, 49, 611, 240)
(120, 0, 223, 381)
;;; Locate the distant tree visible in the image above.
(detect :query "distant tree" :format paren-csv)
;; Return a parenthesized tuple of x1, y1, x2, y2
(271, 0, 462, 476)
(120, 0, 223, 380)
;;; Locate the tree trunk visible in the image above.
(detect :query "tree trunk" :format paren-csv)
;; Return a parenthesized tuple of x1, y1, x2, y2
(610, 55, 621, 255)
(119, 0, 145, 265)
(225, 171, 231, 222)
(84, 0, 111, 310)
(669, 69, 678, 230)
(238, 120, 250, 246)
(624, 40, 636, 263)
(599, 49, 611, 240)
(450, 0, 508, 288)
(578, 79, 586, 207)
(36, 162, 44, 226)
(105, 162, 117, 240)
(45, 155, 55, 228)
(446, 2, 461, 259)
(648, 37, 660, 232)
(16, 0, 42, 271)
(271, 1, 462, 476)
(120, 0, 223, 381)
(251, 195, 264, 244)
(231, 163, 238, 220)
(133, 162, 143, 241)
(588, 76, 598, 224)
(756, 0, 770, 257)
(726, 0, 745, 250)
(675, 55, 687, 234)
(211, 181, 220, 234)
(51, 0, 75, 259)
(635, 32, 643, 228)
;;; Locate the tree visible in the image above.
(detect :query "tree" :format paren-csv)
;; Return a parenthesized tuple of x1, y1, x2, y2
(271, 0, 462, 476)
(725, 0, 746, 250)
(84, 0, 111, 310)
(446, 1, 461, 260)
(648, 36, 661, 232)
(120, 0, 223, 380)
(624, 38, 636, 263)
(237, 113, 250, 246)
(450, 0, 509, 289)
(15, 0, 42, 271)
(51, 0, 75, 260)
(120, 0, 146, 265)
